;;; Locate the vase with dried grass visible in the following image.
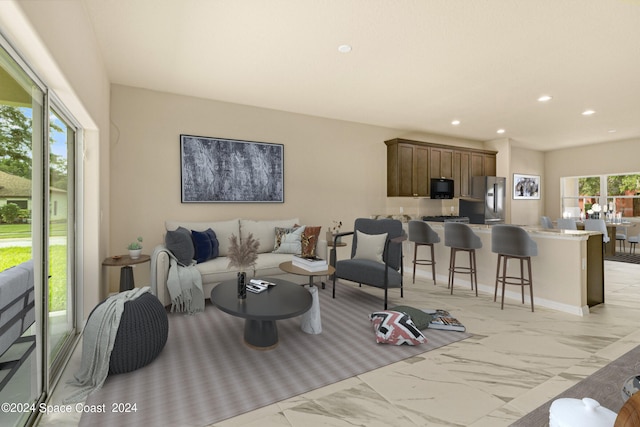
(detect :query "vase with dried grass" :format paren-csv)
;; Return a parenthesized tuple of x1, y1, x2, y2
(227, 233, 260, 300)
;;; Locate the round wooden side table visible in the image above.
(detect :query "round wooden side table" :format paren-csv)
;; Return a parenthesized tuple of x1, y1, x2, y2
(102, 254, 151, 292)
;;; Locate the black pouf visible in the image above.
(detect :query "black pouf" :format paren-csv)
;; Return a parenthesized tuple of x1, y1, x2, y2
(90, 292, 169, 375)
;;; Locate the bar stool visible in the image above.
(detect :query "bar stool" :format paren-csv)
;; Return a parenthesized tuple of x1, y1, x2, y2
(408, 220, 440, 285)
(444, 222, 482, 296)
(491, 225, 537, 311)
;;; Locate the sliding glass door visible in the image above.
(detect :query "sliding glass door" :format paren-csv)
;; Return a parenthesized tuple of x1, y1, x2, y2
(47, 107, 76, 382)
(0, 42, 44, 427)
(0, 37, 79, 426)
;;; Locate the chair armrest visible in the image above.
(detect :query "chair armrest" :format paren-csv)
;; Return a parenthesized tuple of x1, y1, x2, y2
(333, 230, 354, 244)
(390, 234, 407, 244)
(330, 231, 354, 265)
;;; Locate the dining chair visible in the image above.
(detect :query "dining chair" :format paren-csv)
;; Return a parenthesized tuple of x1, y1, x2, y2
(540, 216, 553, 229)
(584, 219, 611, 253)
(616, 228, 628, 253)
(556, 218, 577, 230)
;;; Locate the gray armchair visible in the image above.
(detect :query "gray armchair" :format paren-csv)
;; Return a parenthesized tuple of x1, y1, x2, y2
(331, 218, 405, 309)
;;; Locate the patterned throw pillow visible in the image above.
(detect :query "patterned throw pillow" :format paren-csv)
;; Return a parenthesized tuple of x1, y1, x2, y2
(389, 305, 433, 330)
(298, 225, 321, 258)
(273, 226, 305, 254)
(369, 311, 427, 345)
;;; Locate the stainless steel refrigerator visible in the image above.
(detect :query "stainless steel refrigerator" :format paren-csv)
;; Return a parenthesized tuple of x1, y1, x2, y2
(459, 176, 506, 224)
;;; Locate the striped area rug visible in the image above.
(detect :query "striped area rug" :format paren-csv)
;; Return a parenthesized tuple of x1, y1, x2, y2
(79, 282, 470, 427)
(605, 252, 640, 264)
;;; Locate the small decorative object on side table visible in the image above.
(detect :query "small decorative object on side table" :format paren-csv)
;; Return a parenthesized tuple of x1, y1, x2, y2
(127, 236, 143, 259)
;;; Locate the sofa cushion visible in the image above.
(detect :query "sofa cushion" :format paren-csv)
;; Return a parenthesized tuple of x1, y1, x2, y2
(191, 228, 219, 263)
(165, 227, 194, 266)
(240, 218, 299, 254)
(273, 226, 305, 254)
(369, 311, 427, 345)
(166, 219, 239, 256)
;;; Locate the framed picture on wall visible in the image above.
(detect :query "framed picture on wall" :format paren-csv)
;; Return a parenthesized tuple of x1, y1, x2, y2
(180, 134, 284, 203)
(513, 174, 540, 200)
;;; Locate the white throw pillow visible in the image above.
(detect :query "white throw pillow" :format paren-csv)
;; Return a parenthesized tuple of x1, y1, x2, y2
(353, 231, 387, 263)
(274, 226, 306, 254)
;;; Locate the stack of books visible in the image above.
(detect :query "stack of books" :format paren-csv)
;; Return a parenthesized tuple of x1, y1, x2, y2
(423, 309, 466, 332)
(292, 255, 328, 272)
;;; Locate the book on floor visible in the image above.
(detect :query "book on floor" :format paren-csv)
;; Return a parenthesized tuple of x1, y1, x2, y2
(246, 279, 276, 293)
(422, 309, 466, 332)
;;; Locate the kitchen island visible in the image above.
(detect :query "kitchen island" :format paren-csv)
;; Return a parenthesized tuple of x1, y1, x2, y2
(406, 222, 604, 316)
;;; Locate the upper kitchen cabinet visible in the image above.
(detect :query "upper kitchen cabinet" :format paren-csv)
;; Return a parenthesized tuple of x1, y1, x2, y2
(471, 152, 496, 177)
(386, 140, 430, 197)
(386, 138, 497, 198)
(430, 147, 454, 180)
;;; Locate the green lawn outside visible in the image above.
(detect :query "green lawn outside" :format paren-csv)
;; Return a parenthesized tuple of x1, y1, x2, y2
(0, 223, 69, 312)
(0, 222, 67, 239)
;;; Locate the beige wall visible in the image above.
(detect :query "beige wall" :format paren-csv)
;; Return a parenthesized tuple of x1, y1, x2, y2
(544, 138, 640, 220)
(109, 85, 489, 291)
(509, 146, 545, 226)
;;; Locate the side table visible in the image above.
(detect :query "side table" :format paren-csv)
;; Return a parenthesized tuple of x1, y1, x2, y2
(102, 254, 151, 292)
(279, 261, 335, 335)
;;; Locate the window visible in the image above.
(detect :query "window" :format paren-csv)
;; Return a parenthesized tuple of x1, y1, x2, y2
(561, 174, 640, 219)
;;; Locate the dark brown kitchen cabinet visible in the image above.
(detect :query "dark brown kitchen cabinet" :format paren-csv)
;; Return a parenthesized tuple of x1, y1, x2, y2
(386, 138, 496, 198)
(430, 147, 454, 180)
(453, 150, 471, 197)
(386, 141, 430, 197)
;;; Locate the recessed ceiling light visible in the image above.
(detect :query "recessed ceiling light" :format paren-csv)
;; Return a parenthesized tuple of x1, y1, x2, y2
(496, 129, 506, 134)
(337, 44, 352, 53)
(582, 109, 596, 116)
(538, 95, 553, 102)
(451, 120, 461, 126)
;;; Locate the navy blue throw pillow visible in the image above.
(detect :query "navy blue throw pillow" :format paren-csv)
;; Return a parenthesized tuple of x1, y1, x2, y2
(191, 228, 219, 263)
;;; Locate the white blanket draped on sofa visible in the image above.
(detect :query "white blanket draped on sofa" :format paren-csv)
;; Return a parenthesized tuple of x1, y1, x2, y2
(151, 246, 204, 314)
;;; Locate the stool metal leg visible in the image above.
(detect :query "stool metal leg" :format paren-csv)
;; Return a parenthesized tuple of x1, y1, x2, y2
(412, 243, 418, 284)
(449, 248, 456, 293)
(471, 249, 478, 297)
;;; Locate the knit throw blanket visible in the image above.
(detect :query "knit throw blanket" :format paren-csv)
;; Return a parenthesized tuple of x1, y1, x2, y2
(150, 246, 204, 315)
(64, 287, 149, 403)
(167, 257, 204, 314)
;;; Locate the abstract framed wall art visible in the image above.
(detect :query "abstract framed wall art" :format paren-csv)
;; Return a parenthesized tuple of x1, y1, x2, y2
(180, 135, 284, 203)
(513, 173, 540, 200)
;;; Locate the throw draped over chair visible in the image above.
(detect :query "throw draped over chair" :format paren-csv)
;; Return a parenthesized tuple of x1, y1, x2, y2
(540, 216, 553, 229)
(584, 219, 611, 252)
(556, 218, 577, 230)
(444, 222, 482, 296)
(491, 225, 538, 311)
(408, 220, 440, 285)
(332, 218, 405, 310)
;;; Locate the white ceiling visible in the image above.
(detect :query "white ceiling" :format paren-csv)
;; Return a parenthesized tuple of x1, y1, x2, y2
(82, 0, 640, 151)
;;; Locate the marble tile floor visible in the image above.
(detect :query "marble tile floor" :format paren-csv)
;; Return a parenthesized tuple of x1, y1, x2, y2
(42, 260, 640, 427)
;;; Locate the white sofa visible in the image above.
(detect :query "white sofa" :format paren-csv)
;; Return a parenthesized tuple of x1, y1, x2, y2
(152, 218, 327, 306)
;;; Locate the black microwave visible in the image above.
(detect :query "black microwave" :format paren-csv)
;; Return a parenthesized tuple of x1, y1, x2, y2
(430, 178, 455, 199)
